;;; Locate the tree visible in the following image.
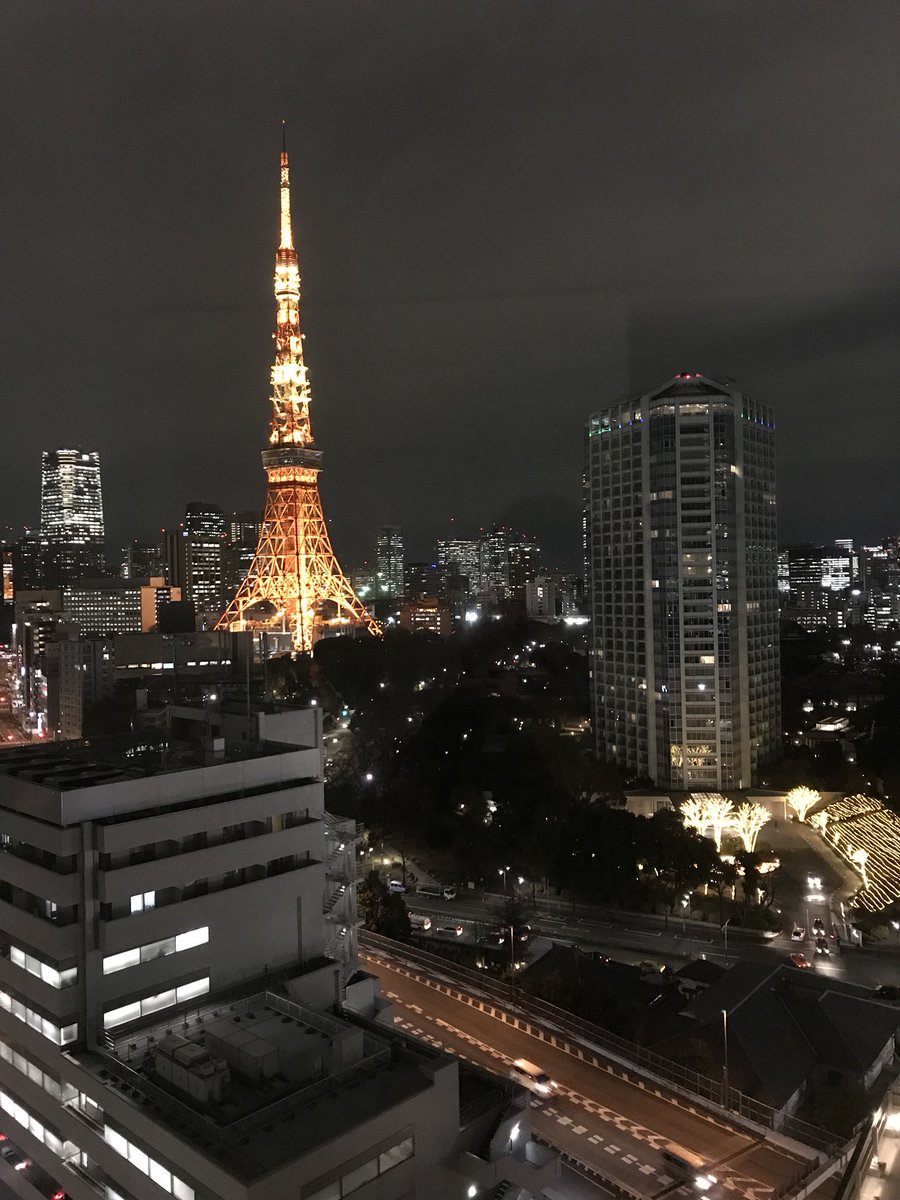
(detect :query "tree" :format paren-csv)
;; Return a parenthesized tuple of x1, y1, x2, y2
(705, 795, 734, 852)
(357, 870, 411, 941)
(851, 848, 869, 890)
(708, 859, 740, 922)
(786, 786, 820, 823)
(733, 803, 771, 853)
(679, 796, 709, 837)
(735, 851, 763, 918)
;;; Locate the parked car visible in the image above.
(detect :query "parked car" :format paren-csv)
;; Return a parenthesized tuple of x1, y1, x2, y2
(387, 880, 406, 894)
(0, 1145, 30, 1172)
(791, 927, 806, 942)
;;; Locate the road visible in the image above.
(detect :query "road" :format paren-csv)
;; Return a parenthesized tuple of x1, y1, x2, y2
(0, 655, 28, 747)
(364, 949, 808, 1200)
(401, 888, 900, 991)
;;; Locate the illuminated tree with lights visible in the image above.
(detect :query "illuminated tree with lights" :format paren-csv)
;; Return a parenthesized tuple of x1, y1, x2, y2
(733, 803, 771, 853)
(809, 810, 829, 835)
(851, 848, 869, 890)
(706, 795, 734, 852)
(680, 796, 710, 837)
(786, 786, 820, 824)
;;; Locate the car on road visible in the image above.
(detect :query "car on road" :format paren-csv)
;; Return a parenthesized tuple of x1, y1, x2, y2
(409, 913, 432, 931)
(789, 953, 812, 969)
(812, 918, 825, 935)
(815, 936, 830, 956)
(0, 1144, 31, 1172)
(477, 932, 506, 948)
(415, 884, 458, 901)
(434, 924, 464, 938)
(511, 1058, 556, 1095)
(661, 1143, 718, 1192)
(387, 880, 406, 894)
(791, 926, 806, 941)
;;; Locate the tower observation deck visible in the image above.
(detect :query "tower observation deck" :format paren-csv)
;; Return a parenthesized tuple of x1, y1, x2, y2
(217, 139, 380, 653)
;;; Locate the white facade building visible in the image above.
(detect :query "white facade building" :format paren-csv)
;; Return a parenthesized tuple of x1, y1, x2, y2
(0, 704, 555, 1200)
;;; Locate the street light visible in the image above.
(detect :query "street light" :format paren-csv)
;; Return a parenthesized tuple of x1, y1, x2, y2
(722, 917, 731, 967)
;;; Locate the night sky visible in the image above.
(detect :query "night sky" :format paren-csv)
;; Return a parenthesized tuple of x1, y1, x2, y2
(2, 2, 898, 570)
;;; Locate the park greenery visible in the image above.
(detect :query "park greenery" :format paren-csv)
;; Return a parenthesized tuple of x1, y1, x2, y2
(263, 618, 792, 926)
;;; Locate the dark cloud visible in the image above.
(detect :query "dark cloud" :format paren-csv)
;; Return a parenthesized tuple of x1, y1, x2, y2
(1, 1, 898, 567)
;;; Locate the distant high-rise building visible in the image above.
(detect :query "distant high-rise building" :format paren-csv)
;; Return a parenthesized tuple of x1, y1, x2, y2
(507, 539, 541, 604)
(40, 447, 106, 583)
(11, 530, 46, 594)
(436, 538, 481, 597)
(481, 527, 510, 593)
(375, 525, 404, 599)
(586, 373, 780, 790)
(121, 539, 164, 580)
(225, 511, 263, 592)
(41, 448, 104, 543)
(165, 503, 225, 625)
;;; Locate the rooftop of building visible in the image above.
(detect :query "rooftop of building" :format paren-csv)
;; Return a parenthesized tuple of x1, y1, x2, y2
(0, 703, 321, 822)
(77, 985, 485, 1182)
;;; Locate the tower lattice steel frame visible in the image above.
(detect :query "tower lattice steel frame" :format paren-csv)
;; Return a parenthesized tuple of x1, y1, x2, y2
(217, 142, 380, 653)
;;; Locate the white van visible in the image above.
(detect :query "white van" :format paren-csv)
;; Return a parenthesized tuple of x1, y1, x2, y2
(387, 880, 406, 894)
(409, 913, 432, 931)
(661, 1143, 717, 1191)
(510, 1059, 555, 1096)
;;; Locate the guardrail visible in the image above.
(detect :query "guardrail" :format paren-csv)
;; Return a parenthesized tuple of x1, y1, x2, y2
(360, 929, 840, 1157)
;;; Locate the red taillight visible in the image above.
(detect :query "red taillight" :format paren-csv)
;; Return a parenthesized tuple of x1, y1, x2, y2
(53, 1191, 65, 1199)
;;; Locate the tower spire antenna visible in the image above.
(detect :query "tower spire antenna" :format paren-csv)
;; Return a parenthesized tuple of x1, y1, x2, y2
(279, 124, 293, 251)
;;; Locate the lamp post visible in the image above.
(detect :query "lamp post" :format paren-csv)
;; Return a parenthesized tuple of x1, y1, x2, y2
(722, 918, 731, 967)
(892, 920, 899, 950)
(722, 1009, 729, 1106)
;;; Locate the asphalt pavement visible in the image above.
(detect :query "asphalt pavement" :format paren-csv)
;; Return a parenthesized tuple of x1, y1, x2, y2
(404, 888, 900, 991)
(364, 950, 807, 1200)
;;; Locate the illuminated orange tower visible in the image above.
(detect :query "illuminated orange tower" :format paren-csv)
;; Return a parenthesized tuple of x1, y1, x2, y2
(217, 138, 380, 653)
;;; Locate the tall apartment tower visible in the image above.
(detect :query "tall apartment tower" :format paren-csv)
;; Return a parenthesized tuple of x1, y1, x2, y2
(374, 525, 404, 599)
(40, 448, 106, 584)
(586, 373, 780, 791)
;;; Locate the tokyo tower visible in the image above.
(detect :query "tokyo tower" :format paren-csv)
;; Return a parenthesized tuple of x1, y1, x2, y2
(217, 139, 380, 653)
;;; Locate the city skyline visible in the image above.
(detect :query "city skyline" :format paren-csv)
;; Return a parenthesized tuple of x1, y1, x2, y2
(2, 4, 899, 569)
